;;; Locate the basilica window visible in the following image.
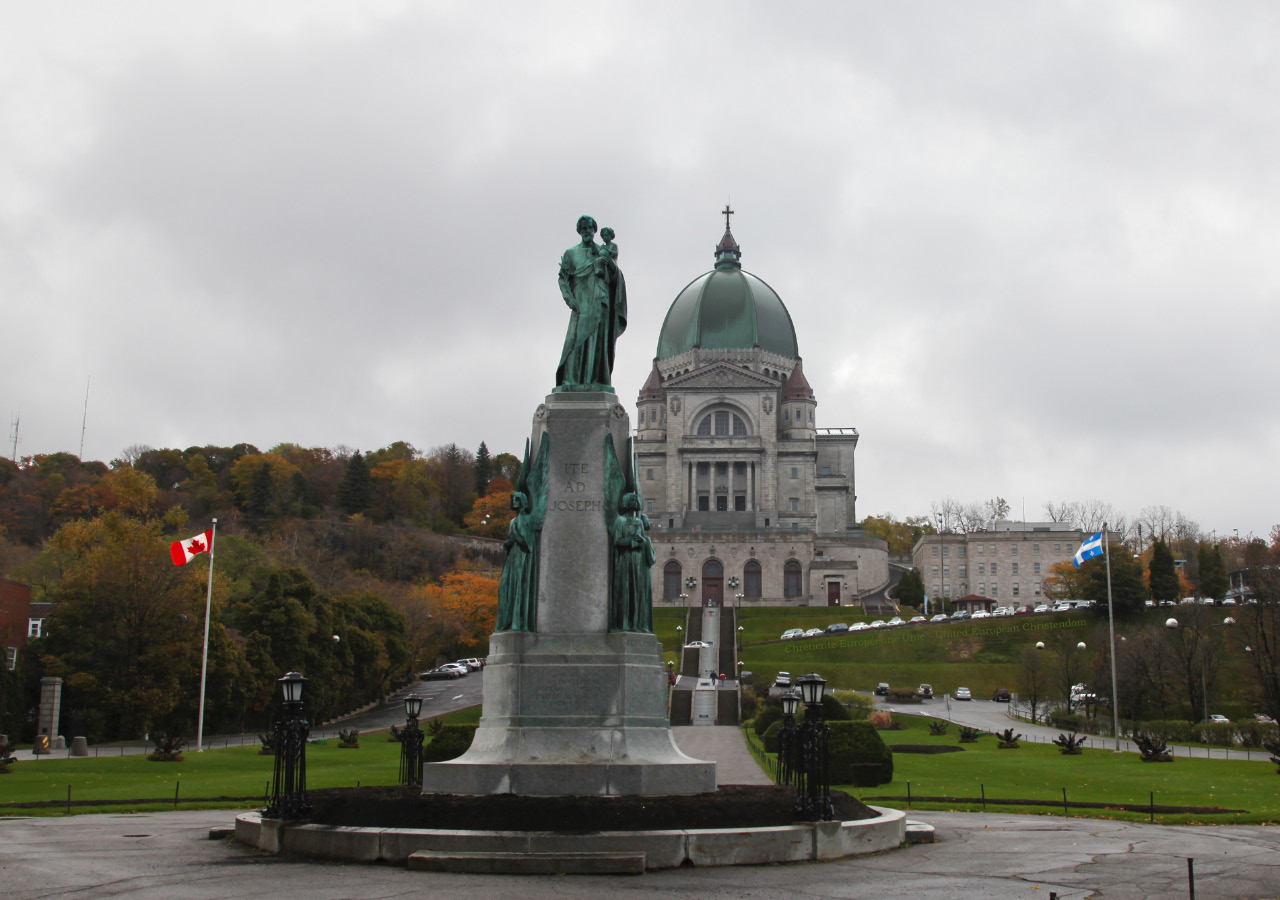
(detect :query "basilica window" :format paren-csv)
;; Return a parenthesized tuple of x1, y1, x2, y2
(663, 562, 681, 599)
(715, 462, 728, 477)
(695, 410, 748, 436)
(744, 560, 762, 597)
(646, 468, 653, 480)
(783, 560, 803, 598)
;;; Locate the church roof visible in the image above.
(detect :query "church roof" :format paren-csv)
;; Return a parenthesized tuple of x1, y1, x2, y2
(656, 214, 799, 361)
(780, 359, 814, 401)
(638, 359, 665, 400)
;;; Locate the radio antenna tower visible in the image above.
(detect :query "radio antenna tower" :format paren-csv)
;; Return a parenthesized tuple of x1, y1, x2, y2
(9, 410, 19, 462)
(79, 376, 91, 460)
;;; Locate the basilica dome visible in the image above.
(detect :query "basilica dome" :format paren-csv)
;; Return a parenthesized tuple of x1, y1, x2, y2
(655, 221, 799, 361)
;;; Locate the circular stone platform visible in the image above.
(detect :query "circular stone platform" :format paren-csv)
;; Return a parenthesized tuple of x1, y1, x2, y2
(234, 805, 906, 871)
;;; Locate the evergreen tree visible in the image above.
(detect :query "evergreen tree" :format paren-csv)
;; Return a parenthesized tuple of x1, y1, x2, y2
(249, 460, 273, 518)
(337, 451, 374, 515)
(1198, 543, 1229, 600)
(1149, 539, 1180, 602)
(474, 441, 492, 495)
(895, 568, 925, 607)
(1081, 548, 1148, 615)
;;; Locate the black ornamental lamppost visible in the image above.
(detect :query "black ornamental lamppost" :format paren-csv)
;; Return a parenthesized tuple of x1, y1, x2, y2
(777, 690, 801, 787)
(794, 673, 834, 821)
(265, 671, 311, 819)
(399, 694, 425, 786)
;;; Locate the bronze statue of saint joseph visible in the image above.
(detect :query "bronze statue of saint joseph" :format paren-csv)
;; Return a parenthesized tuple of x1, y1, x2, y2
(556, 215, 627, 391)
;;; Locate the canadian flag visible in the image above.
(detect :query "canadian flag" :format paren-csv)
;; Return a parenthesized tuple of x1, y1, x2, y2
(170, 529, 214, 566)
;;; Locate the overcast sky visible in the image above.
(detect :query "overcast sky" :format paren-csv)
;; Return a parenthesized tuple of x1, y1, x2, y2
(3, 2, 1277, 539)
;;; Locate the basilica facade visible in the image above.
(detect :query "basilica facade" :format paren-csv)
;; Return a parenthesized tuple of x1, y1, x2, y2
(637, 216, 889, 608)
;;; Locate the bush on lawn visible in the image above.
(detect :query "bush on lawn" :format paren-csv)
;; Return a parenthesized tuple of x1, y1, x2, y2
(753, 704, 784, 736)
(828, 721, 893, 787)
(763, 720, 784, 754)
(421, 724, 477, 762)
(1133, 731, 1173, 762)
(869, 711, 898, 730)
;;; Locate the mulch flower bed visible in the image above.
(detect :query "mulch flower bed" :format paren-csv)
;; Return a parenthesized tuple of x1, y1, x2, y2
(303, 784, 878, 831)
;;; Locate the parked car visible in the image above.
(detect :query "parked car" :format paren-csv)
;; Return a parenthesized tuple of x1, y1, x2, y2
(887, 616, 905, 626)
(929, 613, 949, 623)
(684, 640, 710, 648)
(1051, 602, 1072, 612)
(917, 683, 934, 699)
(780, 628, 805, 640)
(992, 688, 1011, 702)
(455, 658, 482, 671)
(420, 666, 465, 680)
(1033, 604, 1050, 613)
(971, 610, 991, 619)
(804, 628, 823, 638)
(955, 686, 972, 700)
(826, 622, 850, 633)
(1254, 714, 1276, 724)
(775, 672, 792, 687)
(950, 610, 970, 620)
(1208, 714, 1230, 724)
(869, 619, 887, 628)
(850, 622, 870, 631)
(874, 682, 890, 696)
(1013, 606, 1032, 615)
(908, 615, 927, 624)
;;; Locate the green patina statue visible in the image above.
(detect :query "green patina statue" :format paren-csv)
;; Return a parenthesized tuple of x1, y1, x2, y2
(604, 435, 655, 633)
(556, 215, 627, 392)
(495, 434, 550, 633)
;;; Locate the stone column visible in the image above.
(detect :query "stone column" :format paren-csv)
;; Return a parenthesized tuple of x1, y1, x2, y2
(36, 676, 62, 754)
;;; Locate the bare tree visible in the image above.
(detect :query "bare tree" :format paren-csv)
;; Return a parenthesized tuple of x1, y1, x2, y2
(930, 496, 963, 533)
(1018, 646, 1050, 724)
(1235, 567, 1280, 722)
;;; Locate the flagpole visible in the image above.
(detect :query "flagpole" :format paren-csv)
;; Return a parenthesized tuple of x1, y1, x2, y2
(1102, 522, 1121, 752)
(196, 518, 217, 752)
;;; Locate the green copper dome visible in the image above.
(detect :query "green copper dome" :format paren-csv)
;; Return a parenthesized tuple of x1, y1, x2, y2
(656, 221, 799, 360)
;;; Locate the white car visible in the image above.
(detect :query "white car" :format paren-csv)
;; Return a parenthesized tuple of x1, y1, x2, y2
(780, 628, 805, 640)
(971, 610, 991, 619)
(887, 616, 905, 626)
(908, 615, 927, 624)
(1051, 602, 1072, 612)
(1034, 604, 1050, 613)
(850, 622, 870, 631)
(929, 613, 949, 623)
(955, 687, 972, 700)
(1208, 714, 1230, 724)
(804, 628, 823, 638)
(684, 640, 711, 648)
(869, 619, 887, 628)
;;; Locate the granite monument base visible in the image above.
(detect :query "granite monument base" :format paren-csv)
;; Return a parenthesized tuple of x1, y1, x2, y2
(421, 631, 715, 796)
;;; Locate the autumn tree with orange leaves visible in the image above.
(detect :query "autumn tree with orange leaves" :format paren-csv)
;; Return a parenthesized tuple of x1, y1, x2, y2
(421, 568, 499, 659)
(464, 477, 514, 539)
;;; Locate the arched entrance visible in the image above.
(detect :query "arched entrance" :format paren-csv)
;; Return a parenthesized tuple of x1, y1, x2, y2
(701, 559, 724, 607)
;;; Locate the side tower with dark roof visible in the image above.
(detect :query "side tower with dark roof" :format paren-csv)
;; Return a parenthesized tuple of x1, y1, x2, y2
(635, 212, 886, 609)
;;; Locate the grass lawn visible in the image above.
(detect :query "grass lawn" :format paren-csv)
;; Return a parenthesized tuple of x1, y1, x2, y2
(0, 706, 481, 817)
(747, 712, 1280, 825)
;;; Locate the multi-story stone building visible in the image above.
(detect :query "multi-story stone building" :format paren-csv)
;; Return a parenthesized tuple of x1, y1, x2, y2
(638, 215, 888, 608)
(910, 521, 1098, 607)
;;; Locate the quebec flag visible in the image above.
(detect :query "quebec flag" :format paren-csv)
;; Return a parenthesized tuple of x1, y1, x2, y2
(1073, 531, 1104, 568)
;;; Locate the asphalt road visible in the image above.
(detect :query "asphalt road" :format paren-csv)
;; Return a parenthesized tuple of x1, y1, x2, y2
(4, 807, 1279, 899)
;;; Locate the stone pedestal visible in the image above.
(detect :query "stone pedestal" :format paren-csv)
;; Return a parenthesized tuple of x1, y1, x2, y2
(422, 392, 715, 796)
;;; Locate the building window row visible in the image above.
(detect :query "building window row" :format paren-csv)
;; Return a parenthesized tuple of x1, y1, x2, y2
(662, 559, 797, 599)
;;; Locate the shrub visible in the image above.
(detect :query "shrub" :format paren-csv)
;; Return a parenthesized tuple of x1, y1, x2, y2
(820, 695, 851, 722)
(337, 728, 360, 748)
(426, 718, 444, 736)
(830, 690, 875, 720)
(928, 721, 948, 736)
(388, 724, 404, 742)
(763, 720, 784, 754)
(258, 732, 275, 756)
(0, 737, 15, 773)
(753, 704, 784, 736)
(1133, 731, 1173, 762)
(958, 726, 983, 743)
(828, 721, 893, 787)
(147, 731, 186, 762)
(421, 724, 477, 762)
(995, 728, 1021, 749)
(886, 690, 921, 704)
(869, 711, 896, 730)
(1053, 732, 1086, 755)
(740, 688, 760, 721)
(1264, 735, 1280, 773)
